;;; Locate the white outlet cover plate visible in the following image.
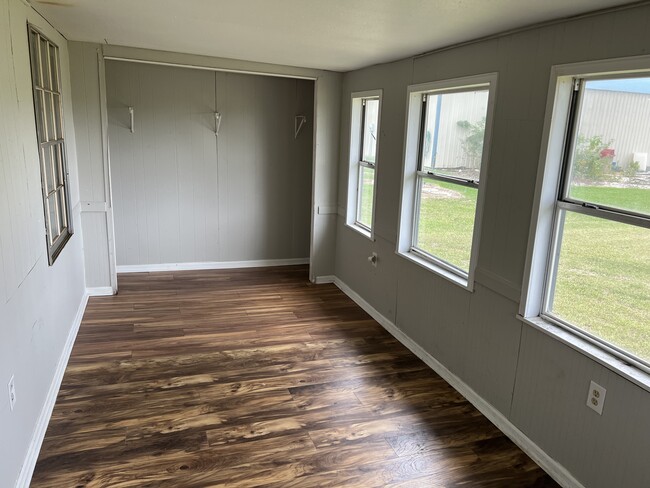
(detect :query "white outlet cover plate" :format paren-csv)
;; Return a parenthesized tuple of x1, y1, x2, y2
(586, 380, 606, 415)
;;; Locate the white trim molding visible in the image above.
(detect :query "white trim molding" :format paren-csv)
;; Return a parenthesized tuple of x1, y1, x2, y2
(86, 286, 115, 296)
(116, 258, 310, 274)
(15, 292, 89, 488)
(317, 205, 338, 215)
(395, 73, 498, 292)
(519, 54, 650, 379)
(313, 275, 336, 284)
(332, 276, 585, 488)
(346, 89, 383, 240)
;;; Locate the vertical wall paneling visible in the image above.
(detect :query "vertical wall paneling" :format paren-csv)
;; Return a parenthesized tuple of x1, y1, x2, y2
(69, 43, 341, 284)
(1, 0, 87, 485)
(335, 4, 650, 488)
(106, 61, 314, 267)
(69, 42, 116, 290)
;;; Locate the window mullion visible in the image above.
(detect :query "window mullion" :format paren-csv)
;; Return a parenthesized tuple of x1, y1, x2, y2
(411, 174, 423, 251)
(356, 164, 364, 224)
(359, 99, 367, 163)
(542, 204, 565, 315)
(558, 201, 650, 229)
(416, 95, 428, 172)
(417, 170, 479, 188)
(557, 78, 585, 201)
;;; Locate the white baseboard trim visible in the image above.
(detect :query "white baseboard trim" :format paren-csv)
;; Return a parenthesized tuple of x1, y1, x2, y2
(332, 276, 584, 488)
(86, 286, 114, 296)
(117, 258, 310, 274)
(15, 292, 89, 488)
(313, 275, 336, 284)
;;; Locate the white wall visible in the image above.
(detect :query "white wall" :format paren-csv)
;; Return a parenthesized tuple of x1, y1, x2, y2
(70, 43, 342, 285)
(0, 0, 86, 485)
(68, 42, 114, 291)
(335, 5, 650, 488)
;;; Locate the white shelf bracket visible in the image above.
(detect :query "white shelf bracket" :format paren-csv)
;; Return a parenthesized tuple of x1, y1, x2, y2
(215, 112, 222, 136)
(128, 106, 134, 133)
(294, 115, 307, 139)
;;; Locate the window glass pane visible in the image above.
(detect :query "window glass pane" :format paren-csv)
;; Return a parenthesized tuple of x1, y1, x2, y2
(29, 30, 40, 84)
(44, 92, 55, 141)
(48, 43, 59, 92)
(356, 165, 375, 228)
(361, 99, 379, 163)
(47, 193, 60, 242)
(54, 144, 64, 188)
(57, 187, 68, 230)
(53, 93, 62, 140)
(421, 89, 489, 182)
(415, 179, 477, 272)
(34, 90, 46, 143)
(548, 210, 650, 363)
(39, 37, 50, 90)
(567, 77, 650, 216)
(42, 146, 56, 194)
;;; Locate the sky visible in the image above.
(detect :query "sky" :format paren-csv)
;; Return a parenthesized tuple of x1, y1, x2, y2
(587, 77, 650, 94)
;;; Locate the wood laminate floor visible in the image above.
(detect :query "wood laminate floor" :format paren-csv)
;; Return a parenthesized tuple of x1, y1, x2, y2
(31, 265, 558, 487)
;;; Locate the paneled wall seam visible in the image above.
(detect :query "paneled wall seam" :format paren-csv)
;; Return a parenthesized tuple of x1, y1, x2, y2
(508, 320, 525, 418)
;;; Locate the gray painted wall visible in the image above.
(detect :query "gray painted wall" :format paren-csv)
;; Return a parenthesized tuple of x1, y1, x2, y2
(70, 43, 341, 285)
(105, 61, 314, 266)
(335, 5, 650, 488)
(0, 0, 86, 485)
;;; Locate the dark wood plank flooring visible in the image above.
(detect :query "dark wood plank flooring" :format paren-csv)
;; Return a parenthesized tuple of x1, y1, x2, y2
(31, 265, 558, 487)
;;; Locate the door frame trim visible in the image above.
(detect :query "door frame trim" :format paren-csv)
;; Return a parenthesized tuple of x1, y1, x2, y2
(99, 53, 321, 282)
(103, 56, 318, 81)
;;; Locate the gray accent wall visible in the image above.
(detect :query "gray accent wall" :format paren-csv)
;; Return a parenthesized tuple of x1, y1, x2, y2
(335, 5, 650, 488)
(105, 61, 314, 267)
(70, 43, 341, 286)
(0, 0, 86, 484)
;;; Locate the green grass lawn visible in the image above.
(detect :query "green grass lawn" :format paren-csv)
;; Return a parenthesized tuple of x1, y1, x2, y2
(413, 182, 650, 363)
(358, 167, 375, 227)
(415, 180, 477, 272)
(552, 210, 649, 361)
(569, 185, 650, 215)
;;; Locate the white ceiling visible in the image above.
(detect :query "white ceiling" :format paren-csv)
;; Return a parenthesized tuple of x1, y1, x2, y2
(32, 0, 634, 72)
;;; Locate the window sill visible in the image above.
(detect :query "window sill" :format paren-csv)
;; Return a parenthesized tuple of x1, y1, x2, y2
(397, 250, 472, 291)
(345, 222, 375, 242)
(517, 315, 650, 393)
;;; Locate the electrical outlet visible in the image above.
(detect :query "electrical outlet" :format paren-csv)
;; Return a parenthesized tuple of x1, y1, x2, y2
(586, 380, 606, 415)
(8, 376, 16, 411)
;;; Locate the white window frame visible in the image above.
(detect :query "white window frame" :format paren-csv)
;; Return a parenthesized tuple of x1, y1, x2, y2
(396, 73, 497, 290)
(346, 90, 382, 240)
(27, 25, 73, 265)
(520, 55, 650, 386)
